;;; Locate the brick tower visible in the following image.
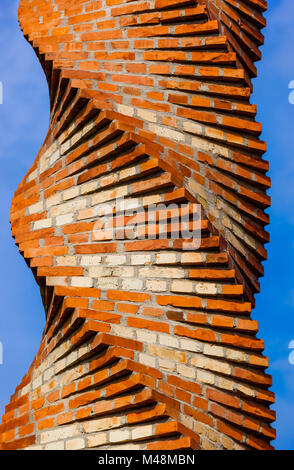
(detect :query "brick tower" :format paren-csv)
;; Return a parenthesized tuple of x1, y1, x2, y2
(0, 0, 275, 450)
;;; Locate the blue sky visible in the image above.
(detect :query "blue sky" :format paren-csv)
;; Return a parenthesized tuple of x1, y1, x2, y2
(0, 0, 293, 450)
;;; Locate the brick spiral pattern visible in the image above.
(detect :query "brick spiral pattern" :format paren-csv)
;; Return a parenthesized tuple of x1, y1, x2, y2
(0, 0, 275, 451)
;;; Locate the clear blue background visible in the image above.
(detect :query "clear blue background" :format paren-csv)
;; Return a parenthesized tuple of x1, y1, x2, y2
(0, 0, 293, 450)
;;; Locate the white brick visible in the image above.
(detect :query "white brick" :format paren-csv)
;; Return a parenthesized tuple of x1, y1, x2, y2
(112, 325, 135, 339)
(112, 267, 134, 277)
(28, 201, 44, 215)
(203, 344, 225, 358)
(87, 433, 108, 448)
(171, 280, 193, 293)
(226, 349, 247, 363)
(183, 120, 202, 135)
(43, 366, 54, 382)
(20, 384, 30, 397)
(123, 198, 140, 211)
(136, 330, 157, 344)
(60, 365, 85, 387)
(158, 358, 175, 372)
(155, 252, 177, 264)
(83, 417, 122, 433)
(148, 344, 185, 363)
(92, 186, 128, 205)
(117, 104, 134, 116)
(177, 364, 196, 379)
(55, 358, 66, 374)
(105, 255, 126, 265)
(63, 186, 80, 201)
(56, 213, 74, 226)
(51, 199, 86, 217)
(109, 429, 130, 443)
(196, 369, 215, 385)
(138, 353, 156, 368)
(45, 442, 65, 450)
(40, 424, 79, 444)
(139, 267, 184, 279)
(88, 266, 112, 277)
(132, 424, 153, 440)
(50, 149, 60, 165)
(142, 194, 162, 206)
(237, 383, 255, 398)
(146, 280, 167, 292)
(25, 445, 43, 450)
(195, 282, 217, 295)
(137, 108, 157, 123)
(120, 167, 136, 180)
(32, 375, 42, 390)
(159, 334, 179, 348)
(47, 193, 62, 208)
(81, 181, 98, 195)
(110, 443, 142, 450)
(191, 136, 229, 158)
(61, 139, 71, 155)
(131, 254, 152, 265)
(180, 338, 202, 353)
(67, 350, 78, 366)
(27, 169, 37, 183)
(148, 123, 184, 142)
(47, 277, 67, 287)
(56, 256, 77, 266)
(39, 142, 56, 173)
(181, 253, 202, 264)
(97, 278, 119, 289)
(121, 278, 143, 290)
(80, 255, 102, 266)
(218, 377, 234, 391)
(71, 277, 93, 287)
(65, 438, 85, 450)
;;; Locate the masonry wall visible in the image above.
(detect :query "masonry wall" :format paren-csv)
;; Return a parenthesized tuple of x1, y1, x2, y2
(0, 0, 275, 450)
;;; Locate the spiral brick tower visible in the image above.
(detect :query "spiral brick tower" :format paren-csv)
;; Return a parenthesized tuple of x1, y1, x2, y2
(0, 0, 275, 451)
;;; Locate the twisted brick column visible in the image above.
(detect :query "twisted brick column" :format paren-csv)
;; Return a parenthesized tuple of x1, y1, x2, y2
(0, 0, 275, 450)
